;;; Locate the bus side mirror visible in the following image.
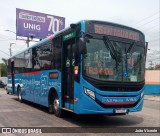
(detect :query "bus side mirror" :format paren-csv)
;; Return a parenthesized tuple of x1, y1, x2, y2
(70, 23, 77, 29)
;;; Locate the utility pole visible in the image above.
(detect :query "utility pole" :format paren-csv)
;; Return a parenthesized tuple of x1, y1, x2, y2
(5, 30, 30, 48)
(0, 64, 1, 77)
(9, 43, 16, 57)
(26, 36, 33, 47)
(149, 61, 154, 68)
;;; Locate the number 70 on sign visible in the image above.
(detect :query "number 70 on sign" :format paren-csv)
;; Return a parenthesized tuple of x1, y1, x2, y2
(47, 16, 64, 34)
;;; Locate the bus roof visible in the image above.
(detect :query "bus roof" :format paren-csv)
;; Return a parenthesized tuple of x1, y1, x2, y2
(8, 20, 145, 60)
(8, 25, 72, 59)
(82, 20, 145, 37)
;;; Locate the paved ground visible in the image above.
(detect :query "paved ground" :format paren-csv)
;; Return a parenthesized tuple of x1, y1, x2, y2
(0, 88, 159, 136)
(144, 95, 160, 102)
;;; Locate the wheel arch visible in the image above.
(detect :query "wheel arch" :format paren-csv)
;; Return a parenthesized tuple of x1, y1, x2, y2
(17, 84, 21, 95)
(48, 87, 60, 107)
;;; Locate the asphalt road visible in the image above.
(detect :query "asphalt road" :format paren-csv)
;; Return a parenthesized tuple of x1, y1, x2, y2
(0, 88, 159, 136)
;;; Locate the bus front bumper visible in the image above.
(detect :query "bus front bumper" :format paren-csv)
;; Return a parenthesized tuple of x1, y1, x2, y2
(74, 95, 144, 114)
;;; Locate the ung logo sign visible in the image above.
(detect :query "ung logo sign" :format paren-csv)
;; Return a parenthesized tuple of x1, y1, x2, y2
(16, 8, 65, 39)
(23, 23, 41, 31)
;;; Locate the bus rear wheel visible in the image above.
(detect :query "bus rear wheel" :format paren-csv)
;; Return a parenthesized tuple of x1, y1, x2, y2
(18, 87, 23, 103)
(53, 95, 63, 117)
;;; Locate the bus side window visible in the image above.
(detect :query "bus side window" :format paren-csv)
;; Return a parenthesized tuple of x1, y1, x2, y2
(14, 52, 26, 73)
(32, 47, 41, 70)
(34, 41, 52, 70)
(24, 49, 32, 72)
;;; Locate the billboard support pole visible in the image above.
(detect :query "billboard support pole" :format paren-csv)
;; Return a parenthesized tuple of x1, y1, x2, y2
(26, 37, 29, 47)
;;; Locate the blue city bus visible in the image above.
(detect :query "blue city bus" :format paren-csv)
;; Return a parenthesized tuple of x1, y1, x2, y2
(7, 20, 148, 117)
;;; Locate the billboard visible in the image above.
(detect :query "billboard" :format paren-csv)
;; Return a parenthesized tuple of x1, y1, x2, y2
(16, 8, 65, 39)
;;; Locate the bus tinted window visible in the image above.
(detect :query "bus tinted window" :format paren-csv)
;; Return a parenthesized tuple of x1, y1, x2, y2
(32, 38, 62, 71)
(14, 52, 26, 73)
(33, 42, 52, 70)
(24, 49, 32, 72)
(52, 37, 62, 70)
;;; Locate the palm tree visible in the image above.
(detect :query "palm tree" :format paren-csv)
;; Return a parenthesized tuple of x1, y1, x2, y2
(2, 58, 7, 65)
(0, 58, 7, 76)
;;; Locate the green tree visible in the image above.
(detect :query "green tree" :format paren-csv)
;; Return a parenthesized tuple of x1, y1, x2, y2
(0, 58, 7, 76)
(2, 58, 7, 65)
(154, 64, 160, 70)
(147, 67, 154, 70)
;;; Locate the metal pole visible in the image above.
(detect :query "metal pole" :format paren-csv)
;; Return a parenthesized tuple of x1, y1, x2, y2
(0, 64, 1, 77)
(27, 37, 29, 47)
(9, 43, 12, 57)
(9, 43, 16, 57)
(150, 61, 154, 68)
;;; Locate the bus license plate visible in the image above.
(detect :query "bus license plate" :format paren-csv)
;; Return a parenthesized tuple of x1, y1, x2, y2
(115, 109, 126, 113)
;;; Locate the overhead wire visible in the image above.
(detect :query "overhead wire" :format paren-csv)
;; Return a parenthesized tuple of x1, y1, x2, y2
(131, 12, 159, 26)
(148, 38, 159, 42)
(130, 12, 160, 65)
(0, 33, 16, 39)
(141, 22, 159, 32)
(136, 18, 159, 29)
(0, 49, 10, 56)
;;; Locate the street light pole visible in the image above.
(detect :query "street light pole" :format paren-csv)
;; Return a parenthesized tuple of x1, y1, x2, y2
(9, 43, 16, 57)
(4, 29, 30, 47)
(4, 30, 17, 39)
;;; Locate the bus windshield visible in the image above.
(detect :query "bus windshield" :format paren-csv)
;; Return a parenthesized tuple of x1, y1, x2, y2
(83, 37, 145, 82)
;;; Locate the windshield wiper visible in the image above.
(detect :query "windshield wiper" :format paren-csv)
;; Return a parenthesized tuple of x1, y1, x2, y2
(127, 41, 136, 53)
(124, 41, 136, 77)
(103, 36, 119, 66)
(124, 47, 128, 77)
(103, 36, 117, 60)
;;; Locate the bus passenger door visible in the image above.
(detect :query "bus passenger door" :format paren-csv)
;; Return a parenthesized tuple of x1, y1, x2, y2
(62, 38, 76, 110)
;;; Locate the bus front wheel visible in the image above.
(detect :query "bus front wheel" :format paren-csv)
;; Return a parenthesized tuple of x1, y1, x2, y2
(53, 95, 63, 117)
(18, 87, 23, 103)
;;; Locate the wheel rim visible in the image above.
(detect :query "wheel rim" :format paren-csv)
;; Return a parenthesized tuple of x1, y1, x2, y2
(54, 98, 59, 113)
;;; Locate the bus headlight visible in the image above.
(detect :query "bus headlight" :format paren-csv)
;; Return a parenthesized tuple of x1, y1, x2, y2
(84, 88, 95, 100)
(141, 91, 144, 98)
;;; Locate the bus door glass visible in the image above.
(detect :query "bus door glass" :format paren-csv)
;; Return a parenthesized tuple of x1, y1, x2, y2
(62, 38, 76, 110)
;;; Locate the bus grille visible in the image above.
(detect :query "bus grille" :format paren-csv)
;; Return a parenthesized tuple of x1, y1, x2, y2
(96, 98, 140, 108)
(97, 86, 142, 92)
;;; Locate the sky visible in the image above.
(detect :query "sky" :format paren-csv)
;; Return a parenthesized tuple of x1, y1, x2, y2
(0, 0, 159, 68)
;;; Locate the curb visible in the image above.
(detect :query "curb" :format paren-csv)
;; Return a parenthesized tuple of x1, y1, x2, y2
(144, 99, 160, 102)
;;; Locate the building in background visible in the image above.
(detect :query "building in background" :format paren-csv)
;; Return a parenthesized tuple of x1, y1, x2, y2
(145, 70, 160, 95)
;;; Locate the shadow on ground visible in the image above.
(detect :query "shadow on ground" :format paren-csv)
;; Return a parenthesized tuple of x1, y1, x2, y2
(12, 97, 144, 127)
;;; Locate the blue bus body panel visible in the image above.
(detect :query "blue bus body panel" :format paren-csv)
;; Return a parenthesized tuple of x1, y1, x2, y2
(80, 21, 86, 32)
(73, 75, 144, 114)
(13, 70, 61, 107)
(8, 20, 145, 115)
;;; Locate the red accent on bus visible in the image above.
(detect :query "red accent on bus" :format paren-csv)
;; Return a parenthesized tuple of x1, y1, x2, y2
(47, 35, 54, 41)
(8, 74, 13, 77)
(103, 102, 135, 105)
(74, 98, 79, 102)
(23, 71, 41, 76)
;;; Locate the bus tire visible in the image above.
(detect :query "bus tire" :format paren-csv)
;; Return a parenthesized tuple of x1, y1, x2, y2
(18, 87, 23, 103)
(53, 95, 63, 117)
